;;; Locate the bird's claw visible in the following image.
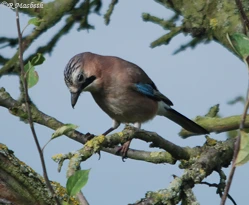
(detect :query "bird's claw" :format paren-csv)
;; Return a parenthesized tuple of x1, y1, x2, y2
(97, 150, 101, 160)
(116, 141, 131, 161)
(85, 132, 95, 141)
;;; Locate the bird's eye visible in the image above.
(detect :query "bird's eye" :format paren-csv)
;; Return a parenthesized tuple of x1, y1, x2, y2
(77, 74, 84, 82)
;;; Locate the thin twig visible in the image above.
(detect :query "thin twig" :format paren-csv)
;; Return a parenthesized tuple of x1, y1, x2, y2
(235, 0, 249, 33)
(14, 3, 61, 205)
(200, 182, 237, 205)
(104, 0, 118, 25)
(76, 192, 89, 205)
(67, 160, 89, 205)
(221, 70, 249, 205)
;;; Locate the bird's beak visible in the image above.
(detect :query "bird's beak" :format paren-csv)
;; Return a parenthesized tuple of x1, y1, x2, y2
(71, 92, 80, 108)
(70, 76, 96, 108)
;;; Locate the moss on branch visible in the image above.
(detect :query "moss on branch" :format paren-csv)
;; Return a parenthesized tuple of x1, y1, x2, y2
(0, 87, 177, 164)
(144, 0, 249, 57)
(0, 87, 241, 164)
(0, 87, 238, 204)
(131, 137, 234, 204)
(0, 0, 103, 78)
(0, 143, 79, 205)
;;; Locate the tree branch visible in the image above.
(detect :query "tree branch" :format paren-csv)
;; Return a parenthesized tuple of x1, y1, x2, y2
(179, 115, 247, 138)
(104, 0, 119, 25)
(67, 158, 89, 205)
(221, 58, 249, 204)
(0, 87, 242, 164)
(235, 0, 249, 33)
(0, 143, 70, 205)
(0, 0, 80, 77)
(0, 87, 177, 164)
(14, 4, 61, 204)
(131, 137, 234, 204)
(148, 0, 248, 59)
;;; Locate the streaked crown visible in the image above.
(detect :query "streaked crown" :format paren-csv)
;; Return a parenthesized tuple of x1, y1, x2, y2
(64, 54, 83, 87)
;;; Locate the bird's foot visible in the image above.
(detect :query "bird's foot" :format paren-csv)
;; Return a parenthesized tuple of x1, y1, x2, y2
(116, 140, 131, 162)
(85, 132, 95, 141)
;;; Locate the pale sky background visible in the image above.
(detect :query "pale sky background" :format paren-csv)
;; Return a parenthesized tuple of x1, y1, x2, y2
(0, 1, 248, 204)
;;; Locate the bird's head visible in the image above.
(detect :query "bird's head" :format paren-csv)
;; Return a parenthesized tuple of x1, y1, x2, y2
(64, 53, 97, 108)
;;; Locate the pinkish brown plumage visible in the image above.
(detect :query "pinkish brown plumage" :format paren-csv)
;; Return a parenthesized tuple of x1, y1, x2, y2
(64, 52, 209, 157)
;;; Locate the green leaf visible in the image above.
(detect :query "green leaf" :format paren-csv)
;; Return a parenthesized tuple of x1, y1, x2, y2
(23, 54, 44, 88)
(24, 61, 39, 88)
(66, 169, 90, 196)
(28, 18, 43, 26)
(28, 67, 39, 88)
(235, 131, 249, 166)
(31, 53, 45, 66)
(62, 202, 69, 205)
(52, 124, 78, 139)
(24, 61, 32, 72)
(42, 124, 78, 151)
(227, 33, 249, 61)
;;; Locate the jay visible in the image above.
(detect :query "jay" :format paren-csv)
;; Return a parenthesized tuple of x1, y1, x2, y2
(64, 52, 208, 157)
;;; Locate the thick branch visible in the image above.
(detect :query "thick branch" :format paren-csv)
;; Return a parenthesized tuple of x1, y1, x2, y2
(0, 87, 177, 164)
(179, 115, 245, 138)
(0, 87, 243, 157)
(147, 0, 249, 58)
(0, 87, 243, 164)
(131, 138, 234, 204)
(0, 143, 72, 205)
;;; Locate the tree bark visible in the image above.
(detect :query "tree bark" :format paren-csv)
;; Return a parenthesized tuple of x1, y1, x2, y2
(0, 0, 248, 204)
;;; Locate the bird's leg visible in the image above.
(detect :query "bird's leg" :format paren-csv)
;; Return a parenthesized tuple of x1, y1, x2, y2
(96, 120, 120, 160)
(102, 120, 120, 136)
(116, 140, 131, 161)
(102, 127, 115, 136)
(116, 122, 141, 161)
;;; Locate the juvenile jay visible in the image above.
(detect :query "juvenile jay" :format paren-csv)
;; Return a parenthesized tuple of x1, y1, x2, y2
(64, 52, 209, 156)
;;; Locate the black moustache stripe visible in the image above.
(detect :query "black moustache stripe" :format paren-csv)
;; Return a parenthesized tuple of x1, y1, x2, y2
(80, 75, 96, 91)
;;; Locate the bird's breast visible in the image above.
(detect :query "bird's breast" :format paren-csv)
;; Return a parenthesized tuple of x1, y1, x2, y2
(91, 89, 158, 123)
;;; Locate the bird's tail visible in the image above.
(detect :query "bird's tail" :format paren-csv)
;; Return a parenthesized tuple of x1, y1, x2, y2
(162, 107, 209, 137)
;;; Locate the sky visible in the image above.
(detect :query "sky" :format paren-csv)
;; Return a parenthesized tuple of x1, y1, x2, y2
(0, 1, 248, 204)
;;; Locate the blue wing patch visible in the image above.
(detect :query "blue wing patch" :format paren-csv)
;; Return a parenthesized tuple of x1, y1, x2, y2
(134, 83, 174, 105)
(135, 83, 155, 97)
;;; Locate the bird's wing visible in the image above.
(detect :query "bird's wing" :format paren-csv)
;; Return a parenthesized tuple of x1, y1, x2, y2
(109, 57, 173, 106)
(131, 83, 173, 106)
